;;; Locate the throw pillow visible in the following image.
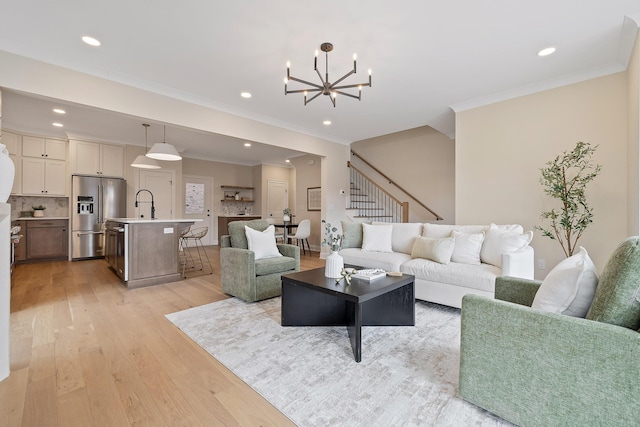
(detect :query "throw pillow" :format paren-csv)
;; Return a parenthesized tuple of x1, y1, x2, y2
(586, 236, 640, 330)
(531, 247, 599, 317)
(361, 223, 393, 252)
(244, 225, 283, 260)
(341, 221, 365, 248)
(410, 236, 455, 265)
(480, 224, 533, 267)
(451, 230, 484, 265)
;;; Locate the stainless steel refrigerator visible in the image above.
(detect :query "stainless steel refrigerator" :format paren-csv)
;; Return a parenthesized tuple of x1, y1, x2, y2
(71, 175, 126, 260)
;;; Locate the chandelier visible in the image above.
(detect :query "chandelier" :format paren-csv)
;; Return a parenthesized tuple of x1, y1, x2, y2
(284, 42, 372, 107)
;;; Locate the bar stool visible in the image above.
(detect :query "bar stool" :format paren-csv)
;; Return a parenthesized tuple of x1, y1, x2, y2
(179, 226, 214, 277)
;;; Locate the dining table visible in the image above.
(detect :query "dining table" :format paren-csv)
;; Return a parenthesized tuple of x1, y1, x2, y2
(273, 223, 298, 243)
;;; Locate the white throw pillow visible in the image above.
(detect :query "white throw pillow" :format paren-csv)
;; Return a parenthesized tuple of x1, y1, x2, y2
(244, 225, 283, 260)
(480, 224, 533, 267)
(451, 230, 484, 265)
(361, 223, 394, 252)
(532, 247, 599, 317)
(410, 236, 455, 265)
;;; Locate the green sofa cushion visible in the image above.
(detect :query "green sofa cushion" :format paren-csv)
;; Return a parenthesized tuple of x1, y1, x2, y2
(228, 219, 269, 249)
(255, 256, 297, 276)
(586, 236, 640, 330)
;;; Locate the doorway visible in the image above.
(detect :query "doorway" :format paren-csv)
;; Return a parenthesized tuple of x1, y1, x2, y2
(183, 175, 214, 246)
(137, 170, 175, 219)
(267, 180, 289, 221)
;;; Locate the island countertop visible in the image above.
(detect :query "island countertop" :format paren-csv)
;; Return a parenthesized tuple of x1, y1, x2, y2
(106, 218, 202, 224)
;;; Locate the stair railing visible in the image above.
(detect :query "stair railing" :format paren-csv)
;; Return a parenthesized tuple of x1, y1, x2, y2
(349, 162, 408, 222)
(350, 150, 443, 221)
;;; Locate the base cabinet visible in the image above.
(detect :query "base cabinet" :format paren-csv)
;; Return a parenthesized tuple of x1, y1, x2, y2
(25, 220, 69, 261)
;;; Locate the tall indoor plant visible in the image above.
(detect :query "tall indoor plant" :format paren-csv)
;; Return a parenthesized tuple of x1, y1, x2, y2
(536, 141, 601, 257)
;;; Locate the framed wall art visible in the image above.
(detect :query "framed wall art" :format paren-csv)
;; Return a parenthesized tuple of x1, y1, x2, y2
(307, 187, 321, 211)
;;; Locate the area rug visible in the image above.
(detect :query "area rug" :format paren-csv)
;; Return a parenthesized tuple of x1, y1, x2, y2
(166, 298, 514, 427)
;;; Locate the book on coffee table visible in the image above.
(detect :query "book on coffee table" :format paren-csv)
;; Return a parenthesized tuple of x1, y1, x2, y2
(352, 268, 386, 281)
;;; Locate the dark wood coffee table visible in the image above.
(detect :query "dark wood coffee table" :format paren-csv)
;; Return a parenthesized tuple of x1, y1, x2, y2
(281, 267, 415, 362)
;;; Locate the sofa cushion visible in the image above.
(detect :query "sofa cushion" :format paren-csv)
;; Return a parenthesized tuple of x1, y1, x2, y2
(255, 256, 297, 276)
(411, 236, 455, 265)
(361, 223, 394, 252)
(228, 219, 269, 249)
(480, 224, 533, 268)
(341, 221, 366, 248)
(531, 247, 599, 317)
(400, 258, 501, 292)
(451, 231, 485, 265)
(373, 222, 422, 254)
(245, 225, 282, 260)
(339, 248, 411, 272)
(586, 237, 640, 330)
(423, 223, 524, 239)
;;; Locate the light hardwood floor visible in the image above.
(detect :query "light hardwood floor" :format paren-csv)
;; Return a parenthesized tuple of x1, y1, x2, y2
(1, 246, 324, 426)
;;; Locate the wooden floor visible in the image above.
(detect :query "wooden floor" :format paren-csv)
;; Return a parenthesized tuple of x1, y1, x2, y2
(0, 246, 324, 426)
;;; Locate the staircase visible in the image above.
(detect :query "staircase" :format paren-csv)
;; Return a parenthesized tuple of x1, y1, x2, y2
(347, 151, 443, 223)
(348, 163, 407, 222)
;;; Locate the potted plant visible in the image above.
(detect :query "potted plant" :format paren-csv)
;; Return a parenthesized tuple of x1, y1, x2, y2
(32, 205, 46, 218)
(536, 141, 601, 257)
(282, 207, 291, 223)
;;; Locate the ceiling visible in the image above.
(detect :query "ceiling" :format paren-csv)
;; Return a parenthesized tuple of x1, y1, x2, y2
(0, 1, 639, 166)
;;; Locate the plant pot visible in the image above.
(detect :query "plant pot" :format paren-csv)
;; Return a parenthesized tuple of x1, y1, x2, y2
(33, 210, 45, 217)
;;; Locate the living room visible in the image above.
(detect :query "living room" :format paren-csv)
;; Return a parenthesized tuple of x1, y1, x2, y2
(1, 2, 640, 426)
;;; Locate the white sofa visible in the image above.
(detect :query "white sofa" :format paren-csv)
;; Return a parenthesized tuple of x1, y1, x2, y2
(339, 222, 534, 308)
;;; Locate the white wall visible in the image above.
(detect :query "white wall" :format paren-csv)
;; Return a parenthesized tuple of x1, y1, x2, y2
(456, 72, 629, 277)
(627, 31, 640, 236)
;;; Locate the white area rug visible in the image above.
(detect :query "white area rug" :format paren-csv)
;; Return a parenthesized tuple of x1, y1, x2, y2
(166, 297, 514, 427)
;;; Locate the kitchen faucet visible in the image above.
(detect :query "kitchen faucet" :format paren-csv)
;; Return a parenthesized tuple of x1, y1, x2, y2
(135, 189, 156, 219)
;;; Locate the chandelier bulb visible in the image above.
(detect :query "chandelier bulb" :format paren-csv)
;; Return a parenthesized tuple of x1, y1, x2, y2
(353, 53, 357, 60)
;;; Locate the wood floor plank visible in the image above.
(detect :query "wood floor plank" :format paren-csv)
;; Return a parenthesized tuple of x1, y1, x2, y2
(2, 246, 324, 426)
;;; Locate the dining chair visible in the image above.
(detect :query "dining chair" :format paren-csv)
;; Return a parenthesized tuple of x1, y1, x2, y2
(288, 219, 311, 255)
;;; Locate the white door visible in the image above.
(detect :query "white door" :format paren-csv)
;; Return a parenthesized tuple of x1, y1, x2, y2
(183, 175, 214, 245)
(137, 170, 175, 219)
(267, 180, 289, 221)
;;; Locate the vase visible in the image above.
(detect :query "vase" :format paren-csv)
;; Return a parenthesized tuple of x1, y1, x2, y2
(33, 210, 44, 217)
(283, 214, 290, 223)
(325, 250, 344, 279)
(0, 143, 15, 203)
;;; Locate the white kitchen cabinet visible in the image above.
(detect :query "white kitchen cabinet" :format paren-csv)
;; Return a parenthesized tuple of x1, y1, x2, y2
(2, 131, 21, 155)
(22, 136, 67, 160)
(71, 140, 124, 177)
(21, 158, 66, 196)
(10, 154, 21, 194)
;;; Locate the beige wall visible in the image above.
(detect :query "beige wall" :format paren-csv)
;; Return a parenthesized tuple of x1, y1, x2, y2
(456, 72, 629, 277)
(350, 126, 455, 224)
(628, 32, 640, 236)
(289, 155, 322, 250)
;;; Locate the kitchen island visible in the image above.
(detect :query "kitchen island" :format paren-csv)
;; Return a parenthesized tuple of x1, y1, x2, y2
(105, 218, 200, 289)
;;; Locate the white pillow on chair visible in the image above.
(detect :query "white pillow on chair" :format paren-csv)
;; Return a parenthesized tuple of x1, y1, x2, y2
(245, 225, 283, 260)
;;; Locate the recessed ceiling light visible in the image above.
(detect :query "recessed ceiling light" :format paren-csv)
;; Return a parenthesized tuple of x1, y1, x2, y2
(52, 122, 64, 127)
(53, 108, 66, 114)
(537, 47, 556, 57)
(323, 120, 332, 125)
(241, 92, 252, 98)
(82, 36, 101, 47)
(285, 159, 290, 163)
(244, 142, 251, 147)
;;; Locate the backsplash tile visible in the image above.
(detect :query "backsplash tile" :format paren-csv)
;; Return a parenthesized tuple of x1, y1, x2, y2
(10, 195, 69, 219)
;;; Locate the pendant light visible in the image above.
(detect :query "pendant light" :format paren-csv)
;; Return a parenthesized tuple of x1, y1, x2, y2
(131, 124, 161, 169)
(146, 125, 182, 161)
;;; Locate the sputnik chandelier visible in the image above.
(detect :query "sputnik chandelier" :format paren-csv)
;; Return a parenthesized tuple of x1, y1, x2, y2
(284, 42, 372, 107)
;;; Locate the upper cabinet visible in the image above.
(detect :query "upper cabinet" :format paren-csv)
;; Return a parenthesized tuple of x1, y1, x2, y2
(70, 140, 124, 178)
(22, 136, 67, 160)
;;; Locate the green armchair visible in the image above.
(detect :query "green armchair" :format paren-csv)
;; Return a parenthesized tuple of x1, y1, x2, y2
(220, 219, 300, 302)
(459, 237, 640, 427)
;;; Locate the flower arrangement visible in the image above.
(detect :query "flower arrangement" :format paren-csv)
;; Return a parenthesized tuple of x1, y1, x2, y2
(282, 207, 291, 216)
(322, 220, 343, 252)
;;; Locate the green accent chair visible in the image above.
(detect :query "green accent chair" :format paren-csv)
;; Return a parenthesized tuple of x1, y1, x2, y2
(220, 219, 300, 302)
(459, 237, 640, 427)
